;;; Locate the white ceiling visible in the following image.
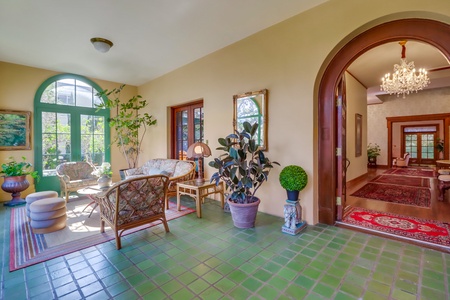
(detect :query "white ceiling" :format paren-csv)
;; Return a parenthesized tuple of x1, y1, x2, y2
(1, 1, 449, 94)
(0, 0, 328, 86)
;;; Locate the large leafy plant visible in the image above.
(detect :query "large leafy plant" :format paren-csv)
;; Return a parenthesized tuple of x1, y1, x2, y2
(1, 156, 39, 180)
(209, 122, 279, 204)
(96, 84, 157, 169)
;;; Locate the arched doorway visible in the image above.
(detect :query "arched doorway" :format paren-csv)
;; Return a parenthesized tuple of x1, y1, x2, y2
(318, 18, 450, 224)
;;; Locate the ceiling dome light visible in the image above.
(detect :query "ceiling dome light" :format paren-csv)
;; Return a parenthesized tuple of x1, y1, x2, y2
(90, 37, 113, 53)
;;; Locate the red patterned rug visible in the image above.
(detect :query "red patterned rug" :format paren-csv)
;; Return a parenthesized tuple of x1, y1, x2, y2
(342, 206, 450, 246)
(10, 198, 196, 271)
(371, 175, 430, 188)
(383, 167, 435, 178)
(350, 183, 431, 207)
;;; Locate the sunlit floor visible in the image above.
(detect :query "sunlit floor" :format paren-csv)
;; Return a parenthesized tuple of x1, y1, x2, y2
(1, 196, 450, 299)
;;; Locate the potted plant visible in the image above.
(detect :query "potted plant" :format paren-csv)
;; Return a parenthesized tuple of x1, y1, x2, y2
(92, 162, 113, 188)
(96, 84, 157, 177)
(367, 143, 381, 166)
(209, 122, 279, 228)
(279, 165, 308, 201)
(1, 156, 39, 206)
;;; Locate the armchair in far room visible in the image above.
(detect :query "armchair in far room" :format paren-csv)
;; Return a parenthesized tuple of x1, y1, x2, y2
(396, 152, 410, 167)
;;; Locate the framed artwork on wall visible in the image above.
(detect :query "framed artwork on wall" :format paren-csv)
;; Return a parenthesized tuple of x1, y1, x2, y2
(355, 113, 362, 157)
(0, 110, 31, 150)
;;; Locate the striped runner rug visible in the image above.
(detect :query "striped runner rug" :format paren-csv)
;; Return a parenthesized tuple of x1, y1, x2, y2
(10, 198, 195, 271)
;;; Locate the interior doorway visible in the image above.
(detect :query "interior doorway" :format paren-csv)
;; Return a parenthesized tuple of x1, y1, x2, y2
(318, 18, 450, 224)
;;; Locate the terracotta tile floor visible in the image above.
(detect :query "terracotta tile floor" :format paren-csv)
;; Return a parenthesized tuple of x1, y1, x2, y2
(1, 197, 449, 299)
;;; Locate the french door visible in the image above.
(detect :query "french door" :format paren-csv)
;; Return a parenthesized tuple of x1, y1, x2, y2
(34, 75, 110, 192)
(171, 100, 204, 176)
(404, 131, 437, 165)
(171, 100, 204, 160)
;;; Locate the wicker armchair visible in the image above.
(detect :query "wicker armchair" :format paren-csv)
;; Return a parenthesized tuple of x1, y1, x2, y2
(95, 175, 170, 249)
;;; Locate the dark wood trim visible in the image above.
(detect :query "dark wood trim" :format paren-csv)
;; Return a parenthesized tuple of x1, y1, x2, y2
(170, 99, 204, 159)
(318, 18, 450, 225)
(387, 114, 450, 167)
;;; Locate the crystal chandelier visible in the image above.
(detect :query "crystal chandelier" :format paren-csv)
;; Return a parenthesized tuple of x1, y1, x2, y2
(380, 41, 430, 98)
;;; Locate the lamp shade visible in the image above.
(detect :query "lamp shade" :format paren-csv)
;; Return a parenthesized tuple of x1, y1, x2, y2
(187, 142, 211, 158)
(90, 37, 113, 53)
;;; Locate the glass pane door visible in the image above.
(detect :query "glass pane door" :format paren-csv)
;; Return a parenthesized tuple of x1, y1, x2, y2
(81, 114, 106, 165)
(42, 112, 71, 177)
(404, 132, 436, 165)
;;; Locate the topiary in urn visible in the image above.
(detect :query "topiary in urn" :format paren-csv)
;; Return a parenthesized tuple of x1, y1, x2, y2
(279, 165, 308, 201)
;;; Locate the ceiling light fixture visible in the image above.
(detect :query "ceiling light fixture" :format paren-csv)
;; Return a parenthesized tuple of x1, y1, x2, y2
(380, 41, 430, 98)
(90, 37, 113, 53)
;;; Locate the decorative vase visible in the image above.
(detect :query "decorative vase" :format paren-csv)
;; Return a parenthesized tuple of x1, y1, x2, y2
(227, 197, 260, 228)
(97, 175, 112, 188)
(2, 175, 30, 206)
(286, 190, 299, 201)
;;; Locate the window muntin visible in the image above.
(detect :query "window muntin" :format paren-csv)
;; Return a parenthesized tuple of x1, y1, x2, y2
(40, 79, 102, 108)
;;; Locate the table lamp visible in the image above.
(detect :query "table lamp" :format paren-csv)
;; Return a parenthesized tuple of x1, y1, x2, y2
(187, 141, 212, 184)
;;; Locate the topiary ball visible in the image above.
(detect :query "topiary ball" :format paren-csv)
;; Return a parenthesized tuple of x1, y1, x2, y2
(279, 165, 308, 191)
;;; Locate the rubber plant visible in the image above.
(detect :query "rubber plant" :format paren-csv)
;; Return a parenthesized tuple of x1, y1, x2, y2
(209, 121, 279, 204)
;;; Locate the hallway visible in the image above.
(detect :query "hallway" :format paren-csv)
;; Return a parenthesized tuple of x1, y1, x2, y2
(343, 167, 450, 250)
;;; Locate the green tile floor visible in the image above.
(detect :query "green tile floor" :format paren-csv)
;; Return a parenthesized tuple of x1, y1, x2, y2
(1, 197, 450, 299)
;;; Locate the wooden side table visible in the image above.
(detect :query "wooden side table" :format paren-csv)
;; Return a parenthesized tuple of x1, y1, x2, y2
(176, 180, 224, 218)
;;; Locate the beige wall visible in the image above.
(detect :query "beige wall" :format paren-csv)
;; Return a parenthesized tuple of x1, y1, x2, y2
(345, 72, 368, 181)
(0, 61, 136, 201)
(137, 0, 450, 224)
(368, 87, 450, 165)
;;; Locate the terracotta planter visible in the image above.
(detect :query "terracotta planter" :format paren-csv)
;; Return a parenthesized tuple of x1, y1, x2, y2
(228, 197, 260, 228)
(2, 175, 29, 206)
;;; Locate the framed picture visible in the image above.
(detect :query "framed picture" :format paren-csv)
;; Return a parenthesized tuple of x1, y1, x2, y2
(355, 113, 362, 157)
(0, 110, 31, 150)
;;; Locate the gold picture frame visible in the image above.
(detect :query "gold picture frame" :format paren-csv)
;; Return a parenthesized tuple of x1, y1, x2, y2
(233, 89, 268, 150)
(0, 110, 31, 150)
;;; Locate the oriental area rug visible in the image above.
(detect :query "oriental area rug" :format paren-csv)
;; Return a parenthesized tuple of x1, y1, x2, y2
(10, 197, 195, 271)
(342, 206, 450, 247)
(350, 182, 431, 207)
(383, 167, 435, 178)
(370, 175, 430, 188)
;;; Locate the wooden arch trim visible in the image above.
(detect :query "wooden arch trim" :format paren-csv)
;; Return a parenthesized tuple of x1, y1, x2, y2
(318, 18, 450, 224)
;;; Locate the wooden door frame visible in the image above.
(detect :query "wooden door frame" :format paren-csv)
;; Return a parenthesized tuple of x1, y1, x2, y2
(170, 99, 203, 159)
(318, 18, 450, 224)
(387, 113, 450, 167)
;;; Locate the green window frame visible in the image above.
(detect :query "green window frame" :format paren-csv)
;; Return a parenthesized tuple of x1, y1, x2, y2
(34, 74, 110, 192)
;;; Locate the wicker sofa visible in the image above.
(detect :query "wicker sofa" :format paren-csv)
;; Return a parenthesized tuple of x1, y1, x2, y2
(56, 161, 99, 202)
(124, 159, 196, 209)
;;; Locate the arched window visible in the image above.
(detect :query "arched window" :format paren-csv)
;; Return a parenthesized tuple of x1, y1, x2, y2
(34, 74, 110, 192)
(235, 96, 263, 145)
